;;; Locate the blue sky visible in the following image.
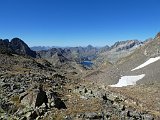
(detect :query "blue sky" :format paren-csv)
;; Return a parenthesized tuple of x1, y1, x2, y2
(0, 0, 160, 47)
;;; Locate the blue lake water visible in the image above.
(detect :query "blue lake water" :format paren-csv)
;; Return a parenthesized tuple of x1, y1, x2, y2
(80, 61, 93, 68)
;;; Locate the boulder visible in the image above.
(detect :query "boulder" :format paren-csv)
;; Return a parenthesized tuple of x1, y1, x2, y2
(142, 114, 154, 120)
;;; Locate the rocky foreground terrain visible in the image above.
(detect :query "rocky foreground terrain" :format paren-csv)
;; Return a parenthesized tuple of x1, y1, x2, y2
(0, 34, 160, 120)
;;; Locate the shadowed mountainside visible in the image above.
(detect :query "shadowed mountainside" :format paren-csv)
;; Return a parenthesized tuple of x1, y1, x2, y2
(0, 38, 36, 58)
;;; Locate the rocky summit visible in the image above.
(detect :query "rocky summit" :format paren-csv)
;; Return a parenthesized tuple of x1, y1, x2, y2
(0, 33, 160, 120)
(0, 38, 36, 58)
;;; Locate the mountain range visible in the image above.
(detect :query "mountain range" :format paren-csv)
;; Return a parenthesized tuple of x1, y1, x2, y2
(31, 39, 145, 64)
(0, 33, 160, 120)
(0, 37, 145, 66)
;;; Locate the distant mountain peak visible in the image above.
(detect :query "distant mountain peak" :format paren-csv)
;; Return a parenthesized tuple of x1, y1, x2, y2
(110, 39, 142, 52)
(86, 45, 94, 48)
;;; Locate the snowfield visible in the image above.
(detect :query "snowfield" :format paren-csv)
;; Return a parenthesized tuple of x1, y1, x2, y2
(109, 56, 160, 87)
(131, 56, 160, 71)
(109, 74, 145, 87)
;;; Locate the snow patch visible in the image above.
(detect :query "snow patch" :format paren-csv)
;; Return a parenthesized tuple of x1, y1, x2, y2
(109, 74, 145, 87)
(131, 56, 160, 71)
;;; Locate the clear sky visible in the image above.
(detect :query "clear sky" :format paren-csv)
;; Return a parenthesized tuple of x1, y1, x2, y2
(0, 0, 160, 47)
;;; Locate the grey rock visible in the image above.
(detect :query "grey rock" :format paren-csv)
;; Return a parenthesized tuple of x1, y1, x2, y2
(128, 110, 140, 118)
(107, 93, 118, 102)
(142, 114, 154, 120)
(85, 112, 103, 119)
(121, 110, 128, 117)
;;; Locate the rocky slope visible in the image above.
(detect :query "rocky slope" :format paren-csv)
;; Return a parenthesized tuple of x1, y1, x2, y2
(115, 32, 160, 84)
(0, 35, 160, 120)
(37, 48, 73, 65)
(85, 33, 160, 86)
(0, 50, 83, 120)
(96, 40, 143, 64)
(84, 33, 160, 117)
